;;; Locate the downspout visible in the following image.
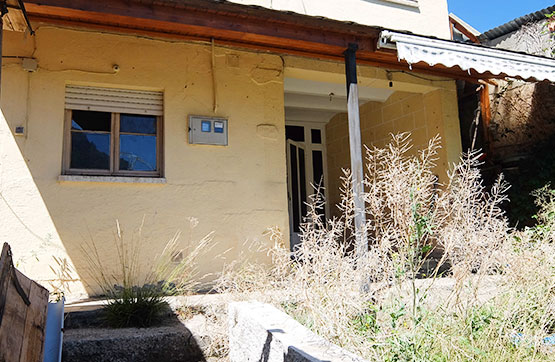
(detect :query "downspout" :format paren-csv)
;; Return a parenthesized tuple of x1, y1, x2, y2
(344, 43, 367, 262)
(0, 0, 7, 99)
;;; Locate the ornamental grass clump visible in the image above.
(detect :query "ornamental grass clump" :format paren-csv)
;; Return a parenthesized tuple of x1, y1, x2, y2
(82, 217, 213, 328)
(219, 133, 555, 361)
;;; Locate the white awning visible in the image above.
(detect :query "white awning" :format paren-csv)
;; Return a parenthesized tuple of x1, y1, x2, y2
(378, 30, 555, 82)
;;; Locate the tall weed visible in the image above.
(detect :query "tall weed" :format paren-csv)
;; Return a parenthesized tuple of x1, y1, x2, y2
(82, 217, 213, 327)
(219, 133, 555, 361)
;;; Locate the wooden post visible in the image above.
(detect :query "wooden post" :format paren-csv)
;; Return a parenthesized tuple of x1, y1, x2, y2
(344, 43, 367, 260)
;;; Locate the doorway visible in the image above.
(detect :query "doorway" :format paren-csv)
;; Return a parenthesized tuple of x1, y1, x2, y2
(285, 122, 329, 250)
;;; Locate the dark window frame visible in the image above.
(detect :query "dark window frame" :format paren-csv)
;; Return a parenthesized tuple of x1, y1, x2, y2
(62, 110, 163, 177)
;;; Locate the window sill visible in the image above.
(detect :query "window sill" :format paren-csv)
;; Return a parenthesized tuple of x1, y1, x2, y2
(381, 0, 419, 8)
(58, 175, 167, 185)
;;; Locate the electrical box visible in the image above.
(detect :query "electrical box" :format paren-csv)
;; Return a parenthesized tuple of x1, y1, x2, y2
(14, 126, 25, 136)
(22, 58, 38, 72)
(188, 115, 228, 146)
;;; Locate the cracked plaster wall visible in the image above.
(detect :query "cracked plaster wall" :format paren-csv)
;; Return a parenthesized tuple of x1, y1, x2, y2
(0, 27, 288, 297)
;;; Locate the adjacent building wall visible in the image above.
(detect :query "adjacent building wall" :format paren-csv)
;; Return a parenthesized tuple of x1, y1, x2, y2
(1, 27, 289, 296)
(325, 88, 461, 216)
(228, 0, 451, 39)
(483, 19, 555, 161)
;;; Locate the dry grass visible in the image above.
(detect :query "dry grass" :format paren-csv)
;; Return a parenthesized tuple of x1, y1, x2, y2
(81, 217, 214, 327)
(218, 133, 555, 361)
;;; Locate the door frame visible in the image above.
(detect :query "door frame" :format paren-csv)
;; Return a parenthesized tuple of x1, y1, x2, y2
(285, 121, 331, 249)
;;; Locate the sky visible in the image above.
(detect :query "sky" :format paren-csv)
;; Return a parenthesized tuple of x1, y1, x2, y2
(448, 0, 555, 33)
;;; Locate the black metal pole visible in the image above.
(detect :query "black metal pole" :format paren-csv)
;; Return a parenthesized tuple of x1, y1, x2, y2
(344, 43, 358, 95)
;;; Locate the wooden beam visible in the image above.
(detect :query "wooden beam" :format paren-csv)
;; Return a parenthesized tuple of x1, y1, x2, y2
(24, 0, 377, 53)
(449, 16, 481, 44)
(480, 84, 493, 158)
(23, 0, 510, 83)
(2, 0, 27, 32)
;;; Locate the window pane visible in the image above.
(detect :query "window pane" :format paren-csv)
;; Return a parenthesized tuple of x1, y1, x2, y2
(299, 148, 307, 220)
(311, 129, 322, 144)
(313, 150, 326, 221)
(70, 132, 110, 169)
(119, 134, 157, 171)
(286, 125, 305, 142)
(120, 114, 156, 134)
(312, 150, 324, 188)
(71, 110, 111, 132)
(290, 144, 300, 233)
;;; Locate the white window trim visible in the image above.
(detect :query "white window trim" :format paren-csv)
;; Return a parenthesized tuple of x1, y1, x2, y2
(58, 175, 167, 184)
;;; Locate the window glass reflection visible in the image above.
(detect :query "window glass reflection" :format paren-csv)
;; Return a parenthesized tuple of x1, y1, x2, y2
(70, 133, 110, 169)
(119, 135, 157, 171)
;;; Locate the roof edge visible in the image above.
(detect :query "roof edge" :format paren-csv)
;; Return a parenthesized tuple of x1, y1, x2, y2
(480, 5, 555, 41)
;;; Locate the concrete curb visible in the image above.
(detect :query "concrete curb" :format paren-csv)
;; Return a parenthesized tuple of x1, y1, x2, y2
(228, 301, 368, 362)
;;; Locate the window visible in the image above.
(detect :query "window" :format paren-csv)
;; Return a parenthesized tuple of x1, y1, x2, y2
(63, 85, 163, 177)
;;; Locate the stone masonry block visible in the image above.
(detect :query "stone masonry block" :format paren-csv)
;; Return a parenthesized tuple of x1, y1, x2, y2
(228, 301, 367, 362)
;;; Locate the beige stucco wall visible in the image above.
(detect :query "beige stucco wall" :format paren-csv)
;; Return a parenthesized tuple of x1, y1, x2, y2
(1, 27, 288, 298)
(325, 88, 461, 216)
(228, 0, 451, 38)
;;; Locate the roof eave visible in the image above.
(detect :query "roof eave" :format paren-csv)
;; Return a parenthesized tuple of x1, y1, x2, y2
(21, 0, 546, 83)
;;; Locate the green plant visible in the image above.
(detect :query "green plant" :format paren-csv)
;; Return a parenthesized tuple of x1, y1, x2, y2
(352, 302, 380, 335)
(467, 306, 497, 337)
(505, 141, 555, 228)
(103, 285, 167, 328)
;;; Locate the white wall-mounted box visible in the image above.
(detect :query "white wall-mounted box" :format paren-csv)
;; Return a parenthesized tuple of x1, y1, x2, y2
(188, 115, 228, 146)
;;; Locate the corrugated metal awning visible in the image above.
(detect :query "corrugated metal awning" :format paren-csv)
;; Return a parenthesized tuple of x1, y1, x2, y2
(378, 30, 555, 82)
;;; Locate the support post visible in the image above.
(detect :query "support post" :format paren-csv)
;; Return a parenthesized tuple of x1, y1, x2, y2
(344, 43, 367, 260)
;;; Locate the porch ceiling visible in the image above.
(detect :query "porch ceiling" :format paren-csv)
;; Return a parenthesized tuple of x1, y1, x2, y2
(284, 78, 393, 123)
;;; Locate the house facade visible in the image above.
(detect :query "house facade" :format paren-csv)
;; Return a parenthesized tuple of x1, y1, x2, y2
(1, 0, 553, 298)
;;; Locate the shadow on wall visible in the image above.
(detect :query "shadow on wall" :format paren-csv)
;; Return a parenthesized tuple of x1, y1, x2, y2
(0, 107, 215, 298)
(0, 108, 88, 298)
(490, 81, 555, 160)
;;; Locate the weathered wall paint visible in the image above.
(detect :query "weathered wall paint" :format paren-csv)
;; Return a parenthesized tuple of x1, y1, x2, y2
(228, 0, 451, 39)
(1, 20, 460, 298)
(1, 27, 288, 297)
(325, 88, 461, 215)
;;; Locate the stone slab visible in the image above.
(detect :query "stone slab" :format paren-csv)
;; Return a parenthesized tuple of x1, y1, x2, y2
(228, 301, 367, 362)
